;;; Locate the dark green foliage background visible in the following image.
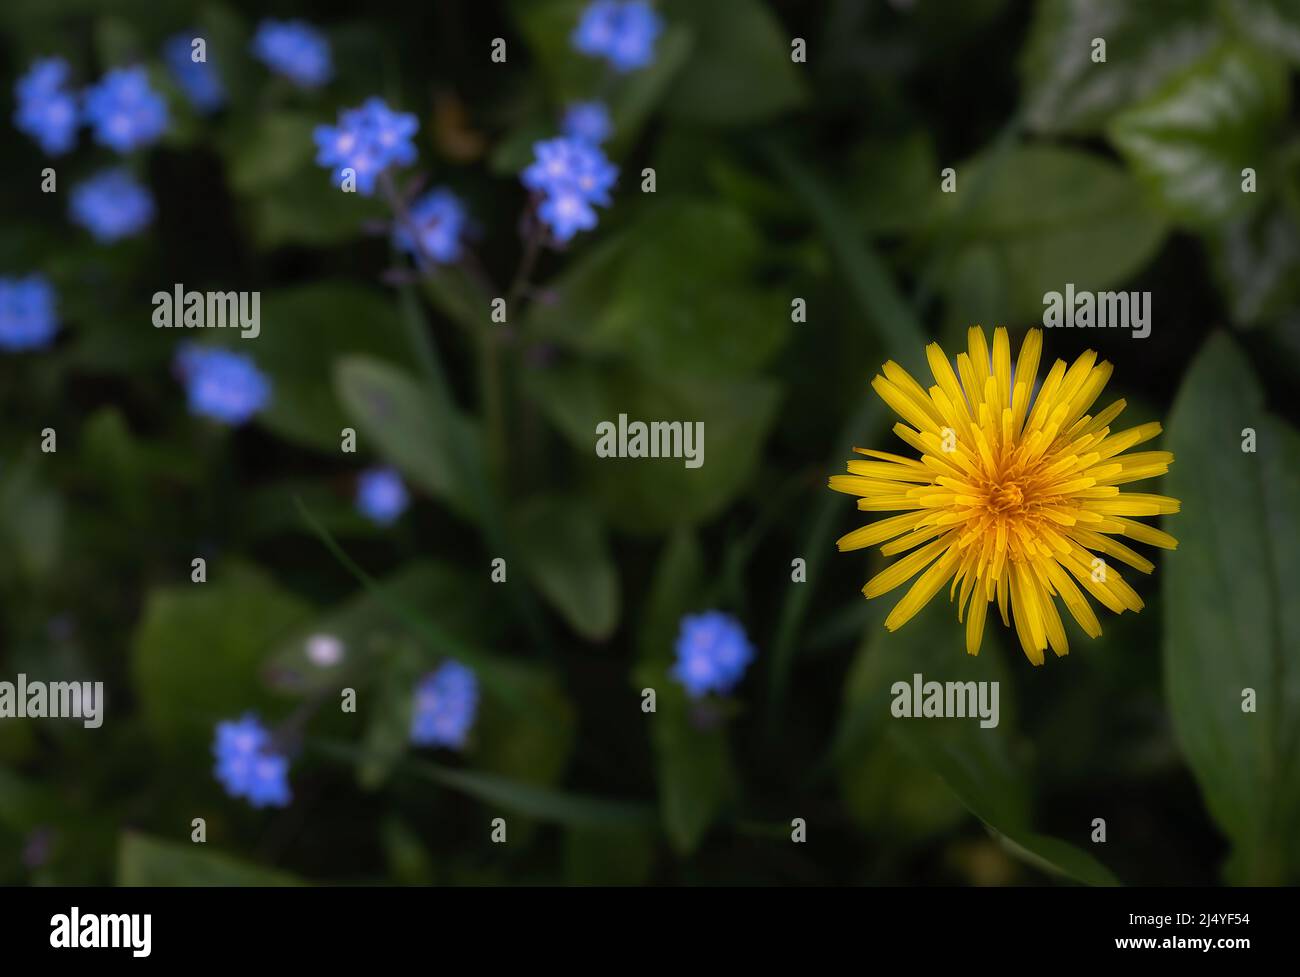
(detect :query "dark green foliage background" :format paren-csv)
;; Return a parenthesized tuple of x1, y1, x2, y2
(1, 0, 1298, 885)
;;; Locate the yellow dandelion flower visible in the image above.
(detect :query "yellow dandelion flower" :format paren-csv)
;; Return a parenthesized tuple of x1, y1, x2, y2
(829, 325, 1179, 665)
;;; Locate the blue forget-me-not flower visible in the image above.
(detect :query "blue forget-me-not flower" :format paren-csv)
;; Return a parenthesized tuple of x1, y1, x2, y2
(410, 661, 479, 749)
(572, 1, 663, 73)
(164, 34, 225, 113)
(175, 345, 271, 426)
(213, 714, 291, 808)
(313, 97, 418, 196)
(83, 66, 168, 153)
(251, 19, 332, 88)
(13, 58, 79, 155)
(0, 275, 59, 353)
(356, 466, 410, 525)
(671, 611, 755, 698)
(522, 137, 618, 244)
(69, 169, 155, 242)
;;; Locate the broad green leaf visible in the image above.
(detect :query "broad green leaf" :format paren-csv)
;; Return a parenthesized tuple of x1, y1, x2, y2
(834, 599, 1116, 884)
(1224, 0, 1300, 64)
(508, 0, 604, 99)
(637, 530, 706, 663)
(635, 531, 735, 854)
(117, 833, 301, 885)
(131, 563, 310, 754)
(252, 284, 411, 451)
(511, 496, 620, 641)
(530, 199, 789, 378)
(357, 640, 423, 791)
(935, 145, 1167, 320)
(470, 658, 577, 793)
(1164, 332, 1300, 883)
(526, 361, 779, 534)
(222, 111, 386, 247)
(334, 355, 482, 520)
(1211, 210, 1300, 326)
(1019, 0, 1220, 135)
(0, 458, 62, 581)
(846, 131, 941, 235)
(661, 0, 807, 126)
(1109, 45, 1289, 226)
(225, 112, 316, 193)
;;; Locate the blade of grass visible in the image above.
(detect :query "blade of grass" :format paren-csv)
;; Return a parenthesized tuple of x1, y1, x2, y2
(758, 139, 925, 711)
(312, 739, 657, 828)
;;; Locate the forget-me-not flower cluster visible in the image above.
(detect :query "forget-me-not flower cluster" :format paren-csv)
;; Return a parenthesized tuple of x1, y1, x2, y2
(671, 611, 756, 698)
(314, 98, 419, 196)
(164, 34, 225, 113)
(175, 345, 271, 425)
(410, 661, 479, 749)
(69, 169, 155, 242)
(0, 275, 59, 353)
(213, 715, 292, 808)
(572, 0, 664, 73)
(13, 58, 79, 155)
(83, 66, 169, 153)
(395, 188, 469, 264)
(522, 137, 618, 244)
(562, 100, 613, 145)
(251, 19, 332, 88)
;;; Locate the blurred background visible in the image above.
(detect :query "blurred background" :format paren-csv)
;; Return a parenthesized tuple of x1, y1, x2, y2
(1, 0, 1298, 885)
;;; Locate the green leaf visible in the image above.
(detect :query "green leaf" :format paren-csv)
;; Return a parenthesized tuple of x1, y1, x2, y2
(935, 145, 1167, 320)
(526, 361, 779, 534)
(317, 741, 653, 828)
(357, 641, 423, 791)
(130, 563, 310, 754)
(251, 284, 411, 451)
(833, 600, 1116, 884)
(264, 561, 504, 696)
(1164, 332, 1300, 883)
(1109, 45, 1289, 226)
(635, 532, 734, 854)
(1019, 0, 1220, 135)
(661, 0, 807, 126)
(530, 199, 789, 378)
(470, 658, 577, 793)
(222, 111, 386, 248)
(846, 131, 941, 236)
(511, 496, 620, 641)
(334, 356, 482, 520)
(0, 458, 63, 581)
(761, 138, 926, 362)
(1223, 0, 1300, 64)
(1210, 210, 1300, 326)
(117, 833, 301, 886)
